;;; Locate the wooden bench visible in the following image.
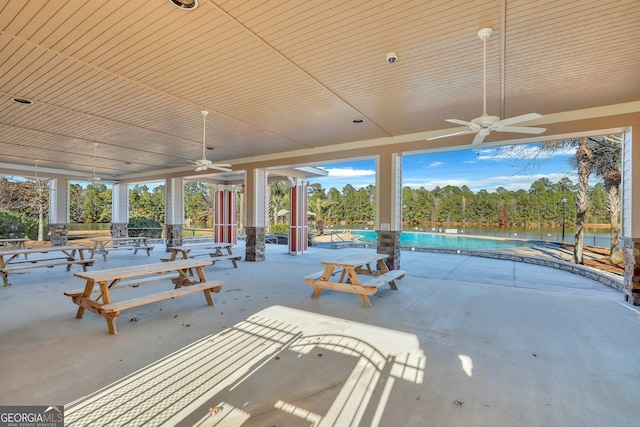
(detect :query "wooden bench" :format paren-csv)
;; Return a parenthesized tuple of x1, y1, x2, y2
(361, 269, 405, 289)
(210, 253, 242, 267)
(0, 246, 93, 286)
(165, 243, 241, 268)
(64, 273, 180, 297)
(304, 268, 344, 281)
(90, 237, 153, 261)
(99, 281, 223, 314)
(4, 258, 94, 273)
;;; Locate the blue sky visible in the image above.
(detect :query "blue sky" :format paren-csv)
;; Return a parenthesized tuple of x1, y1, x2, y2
(308, 143, 580, 193)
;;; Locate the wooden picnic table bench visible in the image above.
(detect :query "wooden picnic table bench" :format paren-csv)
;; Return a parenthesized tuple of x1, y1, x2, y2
(66, 259, 223, 334)
(0, 245, 94, 286)
(304, 252, 404, 307)
(89, 236, 153, 261)
(164, 242, 241, 268)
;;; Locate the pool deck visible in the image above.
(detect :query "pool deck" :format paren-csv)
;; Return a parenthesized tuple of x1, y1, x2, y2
(1, 241, 638, 426)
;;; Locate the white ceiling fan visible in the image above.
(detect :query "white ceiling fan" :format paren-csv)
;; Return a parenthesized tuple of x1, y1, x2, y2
(190, 110, 232, 172)
(428, 27, 546, 145)
(87, 142, 102, 184)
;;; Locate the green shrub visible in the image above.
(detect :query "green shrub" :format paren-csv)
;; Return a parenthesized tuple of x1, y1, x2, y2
(0, 210, 44, 239)
(269, 223, 289, 235)
(128, 216, 163, 238)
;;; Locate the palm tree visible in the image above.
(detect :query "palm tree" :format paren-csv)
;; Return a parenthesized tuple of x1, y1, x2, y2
(308, 197, 335, 235)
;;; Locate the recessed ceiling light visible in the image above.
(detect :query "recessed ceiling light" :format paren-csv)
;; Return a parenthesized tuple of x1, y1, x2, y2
(352, 118, 364, 124)
(12, 97, 33, 105)
(169, 0, 198, 10)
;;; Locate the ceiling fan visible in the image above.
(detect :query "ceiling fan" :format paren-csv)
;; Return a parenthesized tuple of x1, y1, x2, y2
(190, 110, 232, 172)
(88, 142, 102, 184)
(31, 160, 52, 193)
(428, 27, 546, 145)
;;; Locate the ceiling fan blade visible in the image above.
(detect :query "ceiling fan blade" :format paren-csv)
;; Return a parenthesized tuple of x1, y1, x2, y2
(445, 118, 476, 127)
(495, 125, 547, 135)
(493, 113, 542, 127)
(427, 130, 478, 141)
(472, 132, 488, 145)
(209, 165, 233, 172)
(194, 166, 206, 172)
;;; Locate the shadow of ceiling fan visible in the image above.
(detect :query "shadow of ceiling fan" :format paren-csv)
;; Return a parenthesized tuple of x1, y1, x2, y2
(189, 110, 232, 172)
(428, 28, 546, 145)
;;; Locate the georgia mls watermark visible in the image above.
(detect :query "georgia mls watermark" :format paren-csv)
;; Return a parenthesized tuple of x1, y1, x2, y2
(0, 406, 63, 427)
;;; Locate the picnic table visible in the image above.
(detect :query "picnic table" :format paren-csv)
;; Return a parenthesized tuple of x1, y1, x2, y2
(164, 242, 241, 268)
(304, 252, 404, 307)
(0, 238, 29, 250)
(0, 245, 94, 286)
(89, 236, 153, 261)
(65, 259, 223, 334)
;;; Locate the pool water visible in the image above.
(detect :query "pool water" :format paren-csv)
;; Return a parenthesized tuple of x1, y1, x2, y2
(354, 230, 531, 250)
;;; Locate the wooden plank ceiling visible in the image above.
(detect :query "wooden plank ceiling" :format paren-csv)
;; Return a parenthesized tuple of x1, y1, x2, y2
(0, 0, 638, 180)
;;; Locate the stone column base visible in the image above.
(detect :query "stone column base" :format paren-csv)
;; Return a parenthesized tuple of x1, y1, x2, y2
(245, 226, 266, 262)
(622, 237, 640, 305)
(376, 230, 401, 270)
(49, 223, 68, 246)
(165, 224, 183, 251)
(111, 222, 128, 238)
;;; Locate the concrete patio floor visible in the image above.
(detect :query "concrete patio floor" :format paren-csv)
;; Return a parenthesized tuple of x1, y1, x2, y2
(1, 242, 639, 426)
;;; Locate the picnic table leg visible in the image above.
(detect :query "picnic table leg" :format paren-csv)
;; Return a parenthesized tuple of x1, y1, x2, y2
(310, 265, 335, 298)
(104, 312, 119, 335)
(1, 272, 9, 287)
(358, 294, 373, 308)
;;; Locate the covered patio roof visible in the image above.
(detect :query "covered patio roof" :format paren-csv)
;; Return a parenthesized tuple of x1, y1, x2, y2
(1, 0, 639, 182)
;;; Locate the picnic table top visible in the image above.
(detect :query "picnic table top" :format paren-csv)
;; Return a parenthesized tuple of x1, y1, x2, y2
(0, 245, 90, 256)
(320, 252, 389, 268)
(167, 242, 234, 251)
(74, 259, 212, 281)
(90, 236, 149, 243)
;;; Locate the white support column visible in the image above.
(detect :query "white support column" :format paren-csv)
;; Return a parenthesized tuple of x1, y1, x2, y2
(165, 177, 184, 248)
(111, 183, 129, 237)
(621, 125, 640, 304)
(214, 184, 238, 244)
(375, 152, 402, 270)
(244, 168, 267, 261)
(48, 178, 69, 246)
(288, 177, 308, 255)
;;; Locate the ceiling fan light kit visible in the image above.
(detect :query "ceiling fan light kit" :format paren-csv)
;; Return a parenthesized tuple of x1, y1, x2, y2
(428, 27, 546, 145)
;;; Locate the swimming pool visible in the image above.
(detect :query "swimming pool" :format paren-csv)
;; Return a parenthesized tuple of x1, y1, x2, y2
(353, 230, 532, 250)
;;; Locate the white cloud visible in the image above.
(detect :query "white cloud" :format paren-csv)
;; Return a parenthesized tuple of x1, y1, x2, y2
(321, 167, 376, 178)
(477, 144, 575, 161)
(427, 161, 444, 168)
